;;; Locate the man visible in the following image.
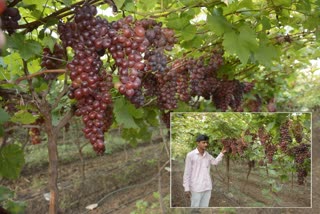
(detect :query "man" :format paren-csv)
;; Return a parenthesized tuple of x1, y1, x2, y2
(183, 134, 227, 208)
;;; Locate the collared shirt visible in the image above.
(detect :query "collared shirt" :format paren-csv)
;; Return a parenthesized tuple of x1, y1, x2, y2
(183, 148, 224, 192)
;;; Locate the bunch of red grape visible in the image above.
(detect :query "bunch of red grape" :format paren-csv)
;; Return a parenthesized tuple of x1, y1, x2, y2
(212, 79, 245, 111)
(29, 117, 44, 145)
(173, 59, 191, 102)
(289, 143, 310, 185)
(161, 111, 171, 129)
(245, 129, 257, 143)
(243, 95, 262, 112)
(258, 127, 270, 145)
(243, 82, 255, 93)
(1, 7, 20, 35)
(41, 43, 66, 80)
(290, 143, 310, 165)
(58, 4, 114, 154)
(292, 121, 303, 143)
(258, 127, 277, 163)
(221, 138, 247, 155)
(154, 70, 178, 110)
(279, 120, 292, 153)
(297, 167, 308, 185)
(265, 143, 277, 163)
(41, 44, 66, 69)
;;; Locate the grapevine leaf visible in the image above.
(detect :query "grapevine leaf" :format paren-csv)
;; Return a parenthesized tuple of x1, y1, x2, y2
(254, 43, 280, 66)
(114, 99, 139, 129)
(127, 103, 144, 119)
(268, 169, 277, 176)
(123, 2, 136, 12)
(180, 0, 194, 6)
(180, 25, 197, 41)
(280, 174, 289, 182)
(44, 17, 59, 28)
(207, 12, 232, 36)
(222, 25, 258, 64)
(265, 122, 275, 132)
(0, 108, 10, 124)
(28, 59, 42, 73)
(181, 35, 203, 49)
(143, 108, 159, 127)
(62, 0, 72, 7)
(2, 53, 22, 78)
(7, 34, 42, 60)
(238, 25, 258, 51)
(137, 0, 157, 11)
(6, 200, 26, 214)
(261, 16, 271, 30)
(10, 110, 38, 125)
(166, 14, 189, 30)
(273, 0, 291, 7)
(0, 186, 14, 201)
(114, 0, 126, 9)
(22, 0, 47, 10)
(223, 30, 250, 64)
(0, 144, 25, 179)
(244, 135, 252, 142)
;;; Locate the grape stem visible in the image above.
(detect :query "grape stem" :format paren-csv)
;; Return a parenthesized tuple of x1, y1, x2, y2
(15, 69, 66, 84)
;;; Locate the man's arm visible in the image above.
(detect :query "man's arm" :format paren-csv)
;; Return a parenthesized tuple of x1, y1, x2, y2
(210, 147, 227, 165)
(183, 153, 192, 192)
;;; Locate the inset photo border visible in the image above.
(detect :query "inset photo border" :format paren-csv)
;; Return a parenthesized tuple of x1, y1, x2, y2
(170, 112, 312, 209)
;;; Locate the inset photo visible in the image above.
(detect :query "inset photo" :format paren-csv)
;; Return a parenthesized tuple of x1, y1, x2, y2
(170, 112, 311, 208)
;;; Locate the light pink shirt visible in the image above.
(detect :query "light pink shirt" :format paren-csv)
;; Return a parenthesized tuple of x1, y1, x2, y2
(183, 148, 224, 192)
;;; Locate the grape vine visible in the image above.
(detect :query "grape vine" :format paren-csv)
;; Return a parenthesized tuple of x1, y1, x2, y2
(279, 120, 292, 153)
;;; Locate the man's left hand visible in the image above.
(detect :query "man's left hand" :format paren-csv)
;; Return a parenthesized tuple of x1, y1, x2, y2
(222, 147, 228, 154)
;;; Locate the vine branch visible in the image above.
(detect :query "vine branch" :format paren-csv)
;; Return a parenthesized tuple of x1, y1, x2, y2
(15, 69, 66, 84)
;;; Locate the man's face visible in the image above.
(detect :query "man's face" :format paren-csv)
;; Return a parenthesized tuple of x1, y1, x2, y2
(197, 140, 209, 150)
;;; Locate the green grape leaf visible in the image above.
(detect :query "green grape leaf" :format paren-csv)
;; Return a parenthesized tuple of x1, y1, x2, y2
(62, 0, 72, 7)
(137, 0, 157, 11)
(22, 0, 47, 10)
(7, 34, 42, 60)
(123, 1, 136, 12)
(223, 30, 250, 64)
(244, 135, 253, 142)
(10, 110, 38, 125)
(180, 25, 197, 41)
(44, 17, 59, 28)
(144, 108, 159, 127)
(0, 108, 10, 124)
(0, 186, 14, 201)
(222, 25, 258, 64)
(166, 14, 189, 30)
(2, 53, 22, 78)
(114, 99, 139, 129)
(114, 0, 126, 9)
(261, 16, 271, 30)
(6, 200, 26, 214)
(127, 103, 144, 119)
(207, 12, 232, 36)
(239, 25, 259, 51)
(0, 144, 25, 179)
(265, 122, 275, 132)
(255, 43, 280, 66)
